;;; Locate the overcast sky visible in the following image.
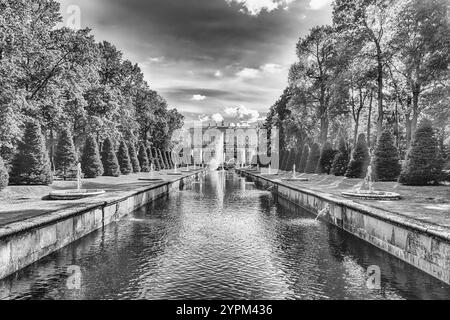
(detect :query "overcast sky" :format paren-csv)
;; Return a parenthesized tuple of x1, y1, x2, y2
(59, 0, 332, 125)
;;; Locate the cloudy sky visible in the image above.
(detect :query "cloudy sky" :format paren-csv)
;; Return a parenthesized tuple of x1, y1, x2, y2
(59, 0, 332, 125)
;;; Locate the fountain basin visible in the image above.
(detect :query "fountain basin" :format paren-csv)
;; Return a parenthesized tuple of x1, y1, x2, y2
(49, 189, 106, 201)
(342, 190, 401, 201)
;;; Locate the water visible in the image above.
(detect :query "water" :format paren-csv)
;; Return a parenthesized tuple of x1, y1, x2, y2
(1, 171, 449, 300)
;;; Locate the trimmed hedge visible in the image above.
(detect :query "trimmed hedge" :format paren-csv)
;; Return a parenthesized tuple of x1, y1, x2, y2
(117, 140, 133, 175)
(298, 145, 310, 173)
(399, 120, 444, 185)
(330, 138, 350, 176)
(138, 144, 150, 172)
(373, 130, 401, 181)
(0, 156, 9, 190)
(101, 138, 120, 177)
(305, 143, 321, 174)
(81, 135, 104, 178)
(54, 128, 78, 180)
(316, 141, 337, 174)
(345, 134, 370, 179)
(128, 143, 141, 173)
(9, 122, 53, 185)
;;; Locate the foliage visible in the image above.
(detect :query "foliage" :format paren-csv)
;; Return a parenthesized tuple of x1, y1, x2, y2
(331, 138, 351, 176)
(0, 156, 9, 191)
(81, 135, 104, 178)
(128, 143, 141, 173)
(101, 138, 120, 177)
(317, 142, 337, 174)
(298, 145, 310, 173)
(399, 120, 444, 185)
(9, 122, 53, 185)
(54, 128, 78, 180)
(305, 143, 321, 174)
(373, 130, 401, 181)
(346, 134, 370, 178)
(117, 140, 133, 175)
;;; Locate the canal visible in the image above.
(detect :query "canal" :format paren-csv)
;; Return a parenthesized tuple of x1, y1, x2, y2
(1, 171, 449, 300)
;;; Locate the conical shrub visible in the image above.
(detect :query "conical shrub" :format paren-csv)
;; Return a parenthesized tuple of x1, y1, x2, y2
(346, 134, 370, 178)
(298, 145, 310, 173)
(54, 128, 78, 180)
(0, 156, 9, 190)
(316, 141, 337, 174)
(138, 144, 150, 172)
(305, 143, 321, 174)
(373, 130, 401, 181)
(295, 145, 303, 172)
(399, 120, 444, 185)
(117, 140, 132, 175)
(128, 143, 141, 173)
(81, 135, 104, 178)
(101, 138, 120, 177)
(331, 138, 350, 176)
(10, 122, 53, 185)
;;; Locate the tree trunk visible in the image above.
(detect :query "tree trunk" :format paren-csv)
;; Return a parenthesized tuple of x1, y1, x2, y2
(367, 91, 373, 148)
(411, 85, 421, 141)
(375, 42, 383, 137)
(405, 97, 413, 149)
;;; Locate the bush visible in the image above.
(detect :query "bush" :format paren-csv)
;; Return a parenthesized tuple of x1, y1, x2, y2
(331, 138, 350, 176)
(81, 135, 104, 178)
(346, 134, 370, 179)
(285, 150, 295, 171)
(279, 149, 288, 171)
(101, 138, 120, 177)
(399, 120, 444, 185)
(373, 130, 401, 181)
(316, 141, 337, 174)
(10, 122, 53, 185)
(0, 156, 9, 191)
(305, 143, 321, 174)
(128, 143, 141, 173)
(54, 128, 78, 180)
(298, 145, 310, 173)
(138, 144, 150, 172)
(117, 140, 133, 175)
(295, 146, 303, 172)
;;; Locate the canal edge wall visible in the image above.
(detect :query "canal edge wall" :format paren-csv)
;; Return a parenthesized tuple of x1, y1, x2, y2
(0, 171, 203, 281)
(237, 169, 450, 285)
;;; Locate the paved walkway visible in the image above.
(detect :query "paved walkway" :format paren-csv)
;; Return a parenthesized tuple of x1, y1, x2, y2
(0, 170, 201, 227)
(244, 169, 450, 230)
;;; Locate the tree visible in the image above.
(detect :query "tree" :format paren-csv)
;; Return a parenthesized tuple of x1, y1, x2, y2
(399, 120, 443, 185)
(128, 143, 141, 173)
(81, 135, 104, 178)
(138, 144, 150, 172)
(289, 26, 336, 144)
(0, 156, 9, 191)
(298, 145, 310, 173)
(101, 138, 120, 177)
(346, 133, 370, 178)
(285, 150, 296, 172)
(317, 141, 337, 174)
(373, 130, 401, 181)
(331, 138, 351, 176)
(117, 140, 132, 175)
(9, 122, 53, 185)
(305, 143, 321, 174)
(54, 128, 78, 180)
(333, 0, 392, 136)
(388, 0, 450, 147)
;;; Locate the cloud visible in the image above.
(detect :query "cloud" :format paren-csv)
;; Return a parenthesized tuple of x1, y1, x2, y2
(261, 63, 283, 74)
(214, 70, 223, 77)
(192, 94, 207, 101)
(309, 0, 332, 10)
(224, 105, 260, 123)
(212, 113, 224, 123)
(148, 56, 164, 63)
(236, 67, 261, 79)
(198, 115, 210, 122)
(226, 0, 296, 16)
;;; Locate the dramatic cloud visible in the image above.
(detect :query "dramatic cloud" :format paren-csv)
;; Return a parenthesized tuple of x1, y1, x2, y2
(224, 105, 260, 123)
(58, 0, 333, 122)
(212, 113, 225, 123)
(226, 0, 296, 15)
(309, 0, 332, 10)
(192, 94, 207, 101)
(198, 115, 210, 122)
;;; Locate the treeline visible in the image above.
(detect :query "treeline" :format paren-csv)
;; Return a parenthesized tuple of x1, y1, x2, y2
(0, 0, 183, 188)
(266, 0, 449, 185)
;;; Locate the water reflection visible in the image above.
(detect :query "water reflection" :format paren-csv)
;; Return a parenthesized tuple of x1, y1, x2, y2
(0, 171, 449, 300)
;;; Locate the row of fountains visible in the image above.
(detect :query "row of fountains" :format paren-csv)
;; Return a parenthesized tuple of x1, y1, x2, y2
(244, 151, 401, 201)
